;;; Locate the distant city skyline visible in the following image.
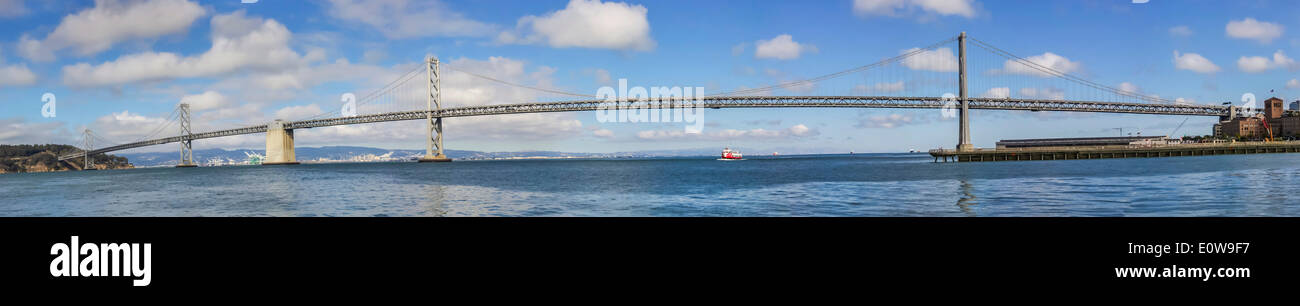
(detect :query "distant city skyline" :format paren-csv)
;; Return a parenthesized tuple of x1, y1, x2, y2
(3, 0, 1300, 154)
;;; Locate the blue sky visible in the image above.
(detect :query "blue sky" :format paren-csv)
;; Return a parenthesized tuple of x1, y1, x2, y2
(2, 0, 1300, 154)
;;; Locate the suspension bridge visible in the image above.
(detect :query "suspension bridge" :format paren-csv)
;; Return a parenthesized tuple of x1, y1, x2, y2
(58, 33, 1279, 167)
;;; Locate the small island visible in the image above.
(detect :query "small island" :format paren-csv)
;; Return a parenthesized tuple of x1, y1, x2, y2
(0, 144, 133, 174)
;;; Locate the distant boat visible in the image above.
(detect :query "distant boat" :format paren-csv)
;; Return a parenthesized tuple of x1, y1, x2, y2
(719, 147, 743, 160)
(909, 148, 918, 153)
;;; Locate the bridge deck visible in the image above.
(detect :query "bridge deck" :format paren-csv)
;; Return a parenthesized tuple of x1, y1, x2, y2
(61, 96, 1256, 160)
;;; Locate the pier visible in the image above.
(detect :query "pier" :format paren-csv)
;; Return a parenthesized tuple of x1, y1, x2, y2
(929, 141, 1300, 162)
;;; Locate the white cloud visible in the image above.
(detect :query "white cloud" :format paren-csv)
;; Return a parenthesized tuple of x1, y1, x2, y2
(87, 110, 175, 144)
(900, 47, 957, 72)
(994, 52, 1081, 77)
(1236, 50, 1297, 73)
(0, 117, 70, 145)
(1174, 98, 1196, 105)
(0, 63, 37, 87)
(61, 11, 308, 87)
(273, 104, 324, 121)
(498, 0, 655, 51)
(855, 113, 919, 129)
(179, 91, 231, 112)
(1172, 51, 1220, 74)
(592, 129, 614, 138)
(635, 124, 818, 140)
(853, 0, 977, 18)
(18, 0, 206, 61)
(754, 34, 815, 60)
(323, 0, 495, 39)
(981, 87, 1009, 98)
(1287, 79, 1300, 89)
(1117, 82, 1140, 94)
(1237, 56, 1271, 73)
(1226, 18, 1283, 44)
(1169, 25, 1193, 37)
(853, 0, 904, 16)
(1018, 87, 1065, 100)
(0, 0, 30, 18)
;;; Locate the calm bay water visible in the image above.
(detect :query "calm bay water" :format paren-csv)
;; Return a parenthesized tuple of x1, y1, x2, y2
(2, 153, 1299, 216)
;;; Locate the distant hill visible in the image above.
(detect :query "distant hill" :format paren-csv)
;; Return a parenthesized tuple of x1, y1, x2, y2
(0, 144, 132, 173)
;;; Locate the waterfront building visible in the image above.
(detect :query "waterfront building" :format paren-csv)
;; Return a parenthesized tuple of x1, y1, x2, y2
(1220, 97, 1300, 139)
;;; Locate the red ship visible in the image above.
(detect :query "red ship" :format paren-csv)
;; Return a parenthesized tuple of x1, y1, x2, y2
(720, 147, 743, 160)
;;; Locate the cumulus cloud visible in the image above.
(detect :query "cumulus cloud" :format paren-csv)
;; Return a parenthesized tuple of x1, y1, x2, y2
(87, 110, 175, 144)
(754, 34, 816, 60)
(635, 124, 817, 141)
(0, 63, 37, 87)
(1018, 87, 1065, 100)
(1236, 50, 1297, 73)
(592, 129, 614, 138)
(179, 91, 231, 112)
(498, 0, 655, 51)
(981, 87, 1009, 98)
(323, 0, 495, 39)
(18, 0, 206, 62)
(0, 117, 71, 145)
(1173, 51, 1220, 74)
(853, 0, 977, 18)
(993, 52, 1081, 77)
(272, 104, 324, 121)
(61, 11, 308, 87)
(900, 47, 957, 72)
(1226, 18, 1283, 44)
(1287, 79, 1300, 89)
(1169, 25, 1193, 37)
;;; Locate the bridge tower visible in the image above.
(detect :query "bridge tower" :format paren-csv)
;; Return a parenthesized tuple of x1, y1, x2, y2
(82, 129, 94, 170)
(419, 56, 452, 162)
(957, 32, 973, 152)
(176, 103, 197, 168)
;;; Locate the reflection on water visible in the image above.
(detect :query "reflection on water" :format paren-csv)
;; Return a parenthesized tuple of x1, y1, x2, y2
(956, 180, 978, 217)
(2, 153, 1300, 216)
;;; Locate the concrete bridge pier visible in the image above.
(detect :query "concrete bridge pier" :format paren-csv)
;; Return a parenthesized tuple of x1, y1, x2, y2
(264, 120, 299, 165)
